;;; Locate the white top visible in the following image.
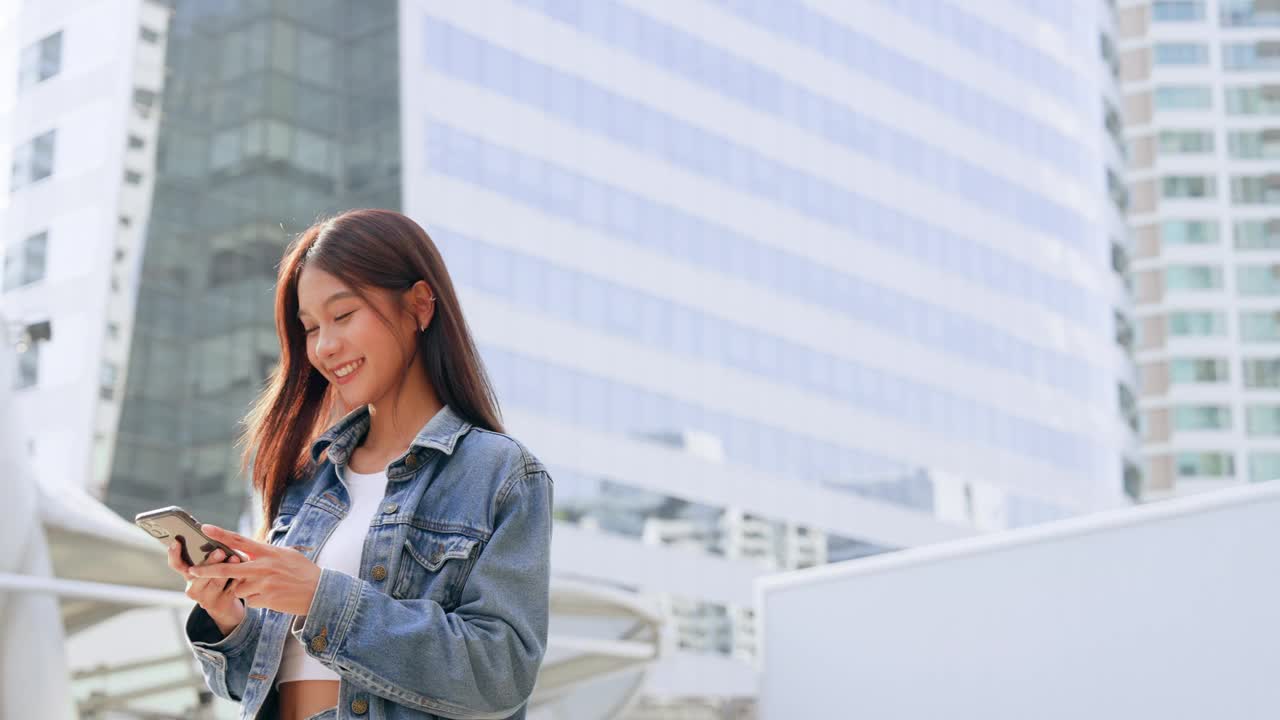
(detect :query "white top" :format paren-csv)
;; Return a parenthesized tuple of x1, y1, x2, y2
(276, 464, 389, 687)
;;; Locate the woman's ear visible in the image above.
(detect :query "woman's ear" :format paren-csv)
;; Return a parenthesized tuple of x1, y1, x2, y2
(407, 280, 436, 330)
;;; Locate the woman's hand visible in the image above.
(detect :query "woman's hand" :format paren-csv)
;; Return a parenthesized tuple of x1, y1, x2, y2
(167, 541, 246, 636)
(188, 524, 323, 617)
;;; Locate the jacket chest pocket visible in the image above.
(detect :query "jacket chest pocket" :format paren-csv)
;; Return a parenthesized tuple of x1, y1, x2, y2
(391, 528, 481, 610)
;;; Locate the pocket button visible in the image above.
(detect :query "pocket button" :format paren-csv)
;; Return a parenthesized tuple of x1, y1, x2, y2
(371, 564, 387, 581)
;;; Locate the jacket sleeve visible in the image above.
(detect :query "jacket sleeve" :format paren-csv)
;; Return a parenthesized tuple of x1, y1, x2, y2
(290, 469, 554, 719)
(185, 602, 266, 702)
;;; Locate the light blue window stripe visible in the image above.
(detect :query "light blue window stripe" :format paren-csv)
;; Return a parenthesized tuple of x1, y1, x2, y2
(481, 343, 912, 500)
(425, 120, 1106, 403)
(420, 17, 1107, 329)
(439, 223, 1102, 473)
(704, 0, 1084, 177)
(877, 0, 1081, 106)
(512, 1, 1092, 252)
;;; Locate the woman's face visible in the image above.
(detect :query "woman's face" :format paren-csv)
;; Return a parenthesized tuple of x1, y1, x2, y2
(296, 266, 417, 409)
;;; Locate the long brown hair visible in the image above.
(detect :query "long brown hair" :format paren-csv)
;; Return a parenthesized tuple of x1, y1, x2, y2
(239, 209, 504, 528)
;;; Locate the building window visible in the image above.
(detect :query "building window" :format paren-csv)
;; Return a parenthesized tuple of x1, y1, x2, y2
(1173, 405, 1232, 430)
(1100, 32, 1120, 79)
(1241, 311, 1280, 342)
(1231, 174, 1280, 204)
(1170, 357, 1230, 382)
(1175, 451, 1235, 477)
(14, 341, 38, 390)
(1228, 129, 1280, 159)
(1237, 265, 1280, 295)
(1235, 219, 1280, 248)
(18, 31, 62, 90)
(1246, 406, 1280, 435)
(1114, 309, 1135, 351)
(1226, 85, 1280, 115)
(10, 130, 56, 191)
(1169, 310, 1227, 336)
(1104, 100, 1125, 155)
(1154, 85, 1213, 110)
(124, 170, 143, 185)
(106, 321, 119, 340)
(133, 87, 157, 117)
(1165, 264, 1223, 290)
(139, 26, 161, 44)
(1224, 41, 1280, 71)
(1118, 383, 1139, 433)
(1222, 0, 1280, 27)
(1153, 1, 1206, 21)
(1159, 130, 1215, 155)
(1155, 42, 1210, 65)
(1249, 453, 1280, 482)
(127, 134, 145, 150)
(100, 361, 118, 401)
(1107, 168, 1129, 212)
(1162, 219, 1219, 244)
(1244, 358, 1280, 387)
(2, 231, 48, 291)
(1162, 175, 1216, 199)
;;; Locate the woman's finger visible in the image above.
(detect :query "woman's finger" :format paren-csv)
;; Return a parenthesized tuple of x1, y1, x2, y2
(201, 525, 274, 558)
(166, 540, 189, 574)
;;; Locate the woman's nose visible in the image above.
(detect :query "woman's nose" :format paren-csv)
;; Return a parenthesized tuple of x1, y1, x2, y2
(315, 329, 340, 358)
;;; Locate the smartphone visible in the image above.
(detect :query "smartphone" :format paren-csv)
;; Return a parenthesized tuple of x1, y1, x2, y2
(135, 506, 235, 567)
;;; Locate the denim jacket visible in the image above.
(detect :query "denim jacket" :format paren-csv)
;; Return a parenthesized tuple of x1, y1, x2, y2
(184, 403, 553, 719)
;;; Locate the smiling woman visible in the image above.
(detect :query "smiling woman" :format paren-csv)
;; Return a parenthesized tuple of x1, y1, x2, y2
(170, 209, 554, 720)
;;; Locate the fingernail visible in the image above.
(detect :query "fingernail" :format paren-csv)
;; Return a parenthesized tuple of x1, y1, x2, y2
(211, 549, 224, 559)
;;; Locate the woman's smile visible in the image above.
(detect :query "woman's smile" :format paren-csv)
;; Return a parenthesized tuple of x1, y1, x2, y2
(331, 357, 365, 384)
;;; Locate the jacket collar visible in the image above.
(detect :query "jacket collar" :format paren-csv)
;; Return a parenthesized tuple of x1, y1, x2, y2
(309, 403, 473, 466)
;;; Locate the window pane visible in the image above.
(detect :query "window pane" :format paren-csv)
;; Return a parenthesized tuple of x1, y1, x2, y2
(1159, 130, 1215, 154)
(1237, 265, 1280, 295)
(1155, 43, 1209, 65)
(1170, 357, 1229, 382)
(1153, 1, 1206, 21)
(1235, 219, 1280, 248)
(1161, 175, 1216, 198)
(1165, 264, 1223, 290)
(1169, 311, 1227, 336)
(1154, 85, 1213, 110)
(1172, 405, 1231, 430)
(1244, 357, 1280, 387)
(1241, 311, 1280, 342)
(1175, 451, 1235, 477)
(1246, 406, 1280, 435)
(1162, 219, 1218, 244)
(1249, 452, 1280, 482)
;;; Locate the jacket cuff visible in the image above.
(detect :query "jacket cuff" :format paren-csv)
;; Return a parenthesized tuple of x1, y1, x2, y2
(290, 567, 363, 663)
(187, 602, 259, 657)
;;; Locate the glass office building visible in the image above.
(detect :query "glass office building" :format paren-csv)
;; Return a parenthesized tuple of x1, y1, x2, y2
(104, 0, 400, 528)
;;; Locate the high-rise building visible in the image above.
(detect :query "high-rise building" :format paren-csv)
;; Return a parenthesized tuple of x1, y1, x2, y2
(3, 0, 1137, 705)
(1, 0, 171, 499)
(1119, 0, 1280, 497)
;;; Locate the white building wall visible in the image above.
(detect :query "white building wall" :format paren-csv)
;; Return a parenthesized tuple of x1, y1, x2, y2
(0, 0, 165, 495)
(401, 0, 1133, 699)
(757, 482, 1280, 718)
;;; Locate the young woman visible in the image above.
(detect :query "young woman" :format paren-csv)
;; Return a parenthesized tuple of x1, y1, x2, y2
(168, 209, 553, 720)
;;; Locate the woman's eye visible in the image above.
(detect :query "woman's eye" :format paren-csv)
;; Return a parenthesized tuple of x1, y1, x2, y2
(303, 311, 353, 336)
